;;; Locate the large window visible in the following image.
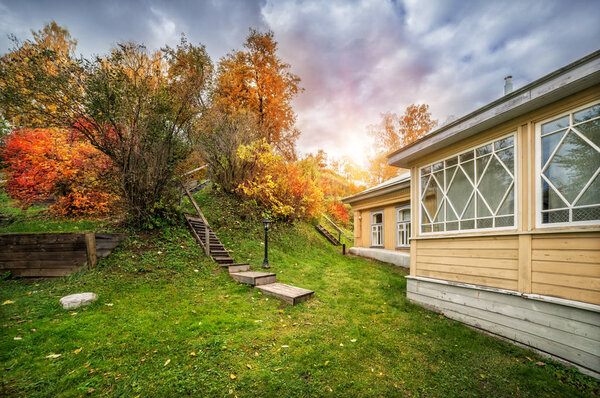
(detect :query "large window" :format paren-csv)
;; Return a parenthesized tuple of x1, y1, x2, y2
(537, 102, 600, 226)
(371, 211, 383, 247)
(419, 134, 516, 233)
(396, 207, 411, 247)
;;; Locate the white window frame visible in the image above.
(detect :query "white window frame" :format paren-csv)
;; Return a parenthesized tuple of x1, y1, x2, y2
(535, 99, 600, 228)
(396, 206, 411, 248)
(418, 132, 518, 235)
(370, 210, 384, 247)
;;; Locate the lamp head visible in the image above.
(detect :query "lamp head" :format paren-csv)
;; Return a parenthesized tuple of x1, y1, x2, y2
(263, 218, 272, 231)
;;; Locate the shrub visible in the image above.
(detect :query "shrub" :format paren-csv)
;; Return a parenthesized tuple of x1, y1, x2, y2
(2, 128, 116, 216)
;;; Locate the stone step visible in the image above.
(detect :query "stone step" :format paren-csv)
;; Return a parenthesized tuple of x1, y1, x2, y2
(230, 271, 276, 286)
(256, 283, 314, 305)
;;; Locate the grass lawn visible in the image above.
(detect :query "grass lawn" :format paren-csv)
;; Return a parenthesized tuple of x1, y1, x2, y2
(1, 189, 598, 397)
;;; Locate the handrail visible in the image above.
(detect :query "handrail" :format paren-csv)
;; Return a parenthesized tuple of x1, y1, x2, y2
(183, 185, 210, 256)
(321, 213, 343, 242)
(181, 164, 207, 177)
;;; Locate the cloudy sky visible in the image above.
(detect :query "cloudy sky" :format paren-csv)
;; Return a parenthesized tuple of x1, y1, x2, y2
(1, 0, 598, 164)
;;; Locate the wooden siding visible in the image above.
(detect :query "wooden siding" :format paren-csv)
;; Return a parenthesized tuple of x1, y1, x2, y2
(414, 236, 519, 291)
(407, 277, 600, 376)
(531, 233, 600, 305)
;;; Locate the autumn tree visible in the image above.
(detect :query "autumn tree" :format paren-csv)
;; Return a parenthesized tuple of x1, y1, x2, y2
(367, 104, 437, 185)
(0, 23, 213, 226)
(193, 109, 260, 193)
(214, 29, 302, 159)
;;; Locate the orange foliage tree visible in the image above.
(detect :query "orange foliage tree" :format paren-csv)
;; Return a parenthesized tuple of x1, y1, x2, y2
(236, 140, 323, 220)
(367, 104, 437, 185)
(2, 128, 116, 215)
(214, 29, 302, 159)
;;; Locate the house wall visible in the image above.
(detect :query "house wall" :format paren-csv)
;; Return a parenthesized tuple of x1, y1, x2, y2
(405, 84, 600, 375)
(351, 187, 410, 251)
(408, 85, 600, 305)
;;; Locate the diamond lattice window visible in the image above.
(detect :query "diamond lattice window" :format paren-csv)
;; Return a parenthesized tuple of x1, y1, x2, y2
(419, 135, 516, 233)
(539, 103, 600, 225)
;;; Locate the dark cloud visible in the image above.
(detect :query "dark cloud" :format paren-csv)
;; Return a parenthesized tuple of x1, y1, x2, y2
(1, 0, 598, 163)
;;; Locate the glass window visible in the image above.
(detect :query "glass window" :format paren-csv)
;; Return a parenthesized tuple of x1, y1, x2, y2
(396, 207, 411, 247)
(419, 134, 516, 233)
(371, 211, 383, 246)
(538, 102, 600, 226)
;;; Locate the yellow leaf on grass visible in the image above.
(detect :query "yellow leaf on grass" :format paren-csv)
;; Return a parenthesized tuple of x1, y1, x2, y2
(73, 347, 82, 354)
(189, 352, 197, 356)
(324, 361, 329, 366)
(45, 354, 61, 359)
(164, 359, 171, 366)
(230, 374, 236, 379)
(246, 364, 252, 369)
(2, 300, 15, 305)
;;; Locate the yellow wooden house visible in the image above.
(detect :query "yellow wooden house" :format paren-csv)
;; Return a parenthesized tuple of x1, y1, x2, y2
(386, 50, 600, 376)
(342, 172, 411, 267)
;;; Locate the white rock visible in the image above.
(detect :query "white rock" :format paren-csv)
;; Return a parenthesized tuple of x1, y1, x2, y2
(59, 293, 98, 309)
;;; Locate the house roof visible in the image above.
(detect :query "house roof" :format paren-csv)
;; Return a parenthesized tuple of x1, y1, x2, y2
(388, 50, 600, 168)
(341, 172, 410, 204)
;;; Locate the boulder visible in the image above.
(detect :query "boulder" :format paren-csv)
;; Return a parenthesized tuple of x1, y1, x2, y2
(59, 292, 98, 309)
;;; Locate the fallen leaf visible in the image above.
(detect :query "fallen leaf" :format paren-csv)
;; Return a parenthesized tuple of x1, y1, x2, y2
(190, 352, 196, 357)
(324, 361, 330, 366)
(350, 339, 357, 343)
(230, 374, 236, 379)
(2, 300, 15, 305)
(339, 343, 344, 347)
(45, 354, 61, 359)
(246, 364, 252, 369)
(536, 361, 546, 367)
(73, 347, 82, 354)
(164, 359, 171, 366)
(83, 363, 91, 368)
(105, 303, 113, 307)
(69, 369, 76, 374)
(87, 389, 95, 394)
(281, 345, 289, 348)
(14, 336, 22, 340)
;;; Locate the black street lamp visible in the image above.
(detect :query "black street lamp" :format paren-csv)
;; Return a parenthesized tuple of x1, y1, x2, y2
(262, 218, 272, 269)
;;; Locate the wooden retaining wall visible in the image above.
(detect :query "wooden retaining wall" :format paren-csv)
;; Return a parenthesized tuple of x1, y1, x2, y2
(0, 232, 126, 277)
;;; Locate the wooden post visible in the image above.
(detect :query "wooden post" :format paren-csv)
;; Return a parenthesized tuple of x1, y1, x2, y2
(204, 225, 210, 256)
(85, 233, 98, 270)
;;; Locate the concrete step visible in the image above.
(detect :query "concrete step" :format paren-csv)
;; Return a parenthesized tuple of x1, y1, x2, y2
(256, 283, 314, 305)
(230, 271, 276, 286)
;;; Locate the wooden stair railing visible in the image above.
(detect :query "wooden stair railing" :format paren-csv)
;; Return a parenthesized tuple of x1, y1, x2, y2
(321, 213, 343, 243)
(183, 186, 210, 256)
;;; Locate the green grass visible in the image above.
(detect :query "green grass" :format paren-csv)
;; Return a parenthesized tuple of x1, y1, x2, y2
(1, 188, 598, 397)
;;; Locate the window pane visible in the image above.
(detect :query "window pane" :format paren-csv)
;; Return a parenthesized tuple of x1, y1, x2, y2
(542, 180, 567, 210)
(422, 177, 443, 221)
(543, 130, 599, 204)
(447, 168, 472, 216)
(497, 186, 515, 215)
(477, 218, 493, 229)
(541, 130, 566, 166)
(476, 155, 491, 181)
(421, 166, 431, 176)
(460, 151, 474, 162)
(462, 160, 475, 182)
(496, 148, 515, 171)
(575, 118, 600, 148)
(542, 210, 569, 224)
(576, 174, 599, 206)
(446, 221, 459, 231)
(573, 104, 600, 124)
(373, 213, 382, 224)
(460, 220, 474, 230)
(402, 210, 411, 221)
(477, 194, 492, 217)
(432, 162, 443, 171)
(494, 136, 514, 150)
(573, 206, 600, 221)
(421, 224, 432, 233)
(495, 216, 514, 227)
(479, 156, 513, 212)
(476, 144, 492, 157)
(542, 115, 569, 135)
(445, 157, 458, 167)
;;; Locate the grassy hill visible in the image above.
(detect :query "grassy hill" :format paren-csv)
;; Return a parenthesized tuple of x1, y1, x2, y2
(0, 188, 598, 397)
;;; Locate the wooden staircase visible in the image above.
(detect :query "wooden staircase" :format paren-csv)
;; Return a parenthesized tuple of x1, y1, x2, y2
(315, 224, 341, 246)
(183, 187, 314, 305)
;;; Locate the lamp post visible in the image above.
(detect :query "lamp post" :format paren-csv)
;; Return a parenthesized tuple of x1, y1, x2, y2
(262, 218, 272, 269)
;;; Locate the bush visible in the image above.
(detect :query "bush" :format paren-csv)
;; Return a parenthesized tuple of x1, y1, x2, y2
(2, 128, 116, 216)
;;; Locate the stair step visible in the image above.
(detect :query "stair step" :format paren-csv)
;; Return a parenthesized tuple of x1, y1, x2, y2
(214, 257, 234, 264)
(256, 283, 314, 305)
(230, 271, 276, 286)
(225, 263, 251, 273)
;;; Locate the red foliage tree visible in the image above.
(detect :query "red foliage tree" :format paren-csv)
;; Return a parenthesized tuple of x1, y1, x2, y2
(2, 128, 116, 215)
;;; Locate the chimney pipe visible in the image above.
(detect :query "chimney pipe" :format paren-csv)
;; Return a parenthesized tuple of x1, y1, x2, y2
(504, 75, 513, 95)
